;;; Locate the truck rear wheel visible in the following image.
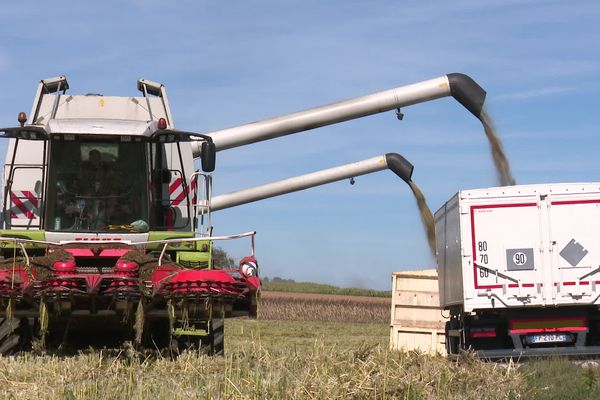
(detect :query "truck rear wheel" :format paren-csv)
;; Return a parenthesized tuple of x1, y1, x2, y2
(445, 318, 462, 355)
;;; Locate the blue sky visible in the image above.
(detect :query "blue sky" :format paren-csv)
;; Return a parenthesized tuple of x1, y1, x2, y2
(1, 1, 599, 289)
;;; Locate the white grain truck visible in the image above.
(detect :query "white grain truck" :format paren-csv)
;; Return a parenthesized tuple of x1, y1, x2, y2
(436, 183, 600, 358)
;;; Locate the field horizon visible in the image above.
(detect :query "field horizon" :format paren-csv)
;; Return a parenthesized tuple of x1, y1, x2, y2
(260, 275, 392, 297)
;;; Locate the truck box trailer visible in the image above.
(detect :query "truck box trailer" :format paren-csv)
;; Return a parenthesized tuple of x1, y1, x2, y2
(435, 182, 600, 358)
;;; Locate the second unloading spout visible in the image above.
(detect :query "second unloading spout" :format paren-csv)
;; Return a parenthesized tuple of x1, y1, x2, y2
(210, 153, 414, 212)
(385, 153, 414, 184)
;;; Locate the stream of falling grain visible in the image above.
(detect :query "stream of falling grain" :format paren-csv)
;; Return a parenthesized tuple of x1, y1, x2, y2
(407, 180, 436, 257)
(480, 108, 516, 186)
(408, 109, 515, 258)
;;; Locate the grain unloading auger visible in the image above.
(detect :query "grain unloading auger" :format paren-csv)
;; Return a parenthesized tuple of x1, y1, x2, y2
(0, 73, 487, 355)
(192, 72, 487, 153)
(210, 153, 413, 211)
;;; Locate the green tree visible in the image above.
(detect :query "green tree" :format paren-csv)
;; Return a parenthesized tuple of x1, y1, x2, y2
(212, 246, 236, 269)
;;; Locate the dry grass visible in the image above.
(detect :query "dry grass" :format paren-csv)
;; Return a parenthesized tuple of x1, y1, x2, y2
(0, 292, 595, 399)
(0, 319, 528, 400)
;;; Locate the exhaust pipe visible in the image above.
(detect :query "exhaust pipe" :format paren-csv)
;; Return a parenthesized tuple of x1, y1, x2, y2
(192, 73, 486, 156)
(210, 153, 413, 211)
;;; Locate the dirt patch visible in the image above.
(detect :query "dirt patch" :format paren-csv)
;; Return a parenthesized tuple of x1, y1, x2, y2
(0, 245, 185, 282)
(120, 250, 162, 280)
(30, 249, 72, 268)
(31, 265, 53, 281)
(28, 248, 72, 281)
(0, 258, 27, 269)
(0, 257, 55, 281)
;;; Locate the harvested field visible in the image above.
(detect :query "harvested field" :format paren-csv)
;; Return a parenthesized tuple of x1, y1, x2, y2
(0, 297, 597, 399)
(258, 290, 390, 324)
(2, 319, 595, 399)
(0, 320, 529, 400)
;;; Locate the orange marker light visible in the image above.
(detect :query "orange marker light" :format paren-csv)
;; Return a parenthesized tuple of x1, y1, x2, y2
(17, 112, 27, 126)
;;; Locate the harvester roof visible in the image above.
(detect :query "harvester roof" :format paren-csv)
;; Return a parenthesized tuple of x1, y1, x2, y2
(0, 119, 212, 144)
(0, 75, 213, 143)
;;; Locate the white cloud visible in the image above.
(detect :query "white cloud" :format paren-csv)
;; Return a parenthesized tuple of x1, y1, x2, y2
(493, 85, 578, 101)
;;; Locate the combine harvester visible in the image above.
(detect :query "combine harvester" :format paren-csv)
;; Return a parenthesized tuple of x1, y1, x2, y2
(0, 77, 259, 355)
(0, 73, 487, 354)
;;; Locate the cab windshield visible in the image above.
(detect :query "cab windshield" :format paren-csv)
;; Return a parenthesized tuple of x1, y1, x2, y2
(45, 137, 149, 232)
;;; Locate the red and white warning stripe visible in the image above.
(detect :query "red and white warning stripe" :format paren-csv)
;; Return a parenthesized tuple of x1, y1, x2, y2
(168, 178, 197, 206)
(10, 190, 39, 219)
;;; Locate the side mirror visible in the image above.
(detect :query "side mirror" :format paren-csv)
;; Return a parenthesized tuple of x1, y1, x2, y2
(152, 169, 172, 183)
(34, 180, 42, 196)
(200, 141, 216, 172)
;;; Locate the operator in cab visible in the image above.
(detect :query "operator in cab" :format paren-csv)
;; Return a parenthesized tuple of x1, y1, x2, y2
(64, 149, 116, 228)
(80, 149, 115, 196)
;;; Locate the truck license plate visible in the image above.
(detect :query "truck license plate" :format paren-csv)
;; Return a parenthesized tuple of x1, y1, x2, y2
(528, 333, 570, 344)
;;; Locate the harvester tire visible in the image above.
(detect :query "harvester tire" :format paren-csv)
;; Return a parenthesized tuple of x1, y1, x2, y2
(145, 318, 171, 351)
(0, 317, 28, 354)
(205, 317, 224, 356)
(167, 318, 225, 357)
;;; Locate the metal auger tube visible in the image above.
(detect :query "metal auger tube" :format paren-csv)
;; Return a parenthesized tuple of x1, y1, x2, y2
(192, 73, 486, 156)
(210, 153, 413, 211)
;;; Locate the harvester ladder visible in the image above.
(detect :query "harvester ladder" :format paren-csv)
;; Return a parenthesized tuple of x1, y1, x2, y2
(190, 172, 212, 235)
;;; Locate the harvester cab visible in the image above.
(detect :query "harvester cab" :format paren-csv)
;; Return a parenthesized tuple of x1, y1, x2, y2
(2, 76, 215, 237)
(0, 76, 258, 355)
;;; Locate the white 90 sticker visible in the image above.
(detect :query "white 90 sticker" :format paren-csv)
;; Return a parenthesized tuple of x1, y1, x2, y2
(506, 248, 534, 271)
(513, 252, 527, 265)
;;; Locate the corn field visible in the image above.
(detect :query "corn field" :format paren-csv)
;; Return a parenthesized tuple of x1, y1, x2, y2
(257, 291, 390, 323)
